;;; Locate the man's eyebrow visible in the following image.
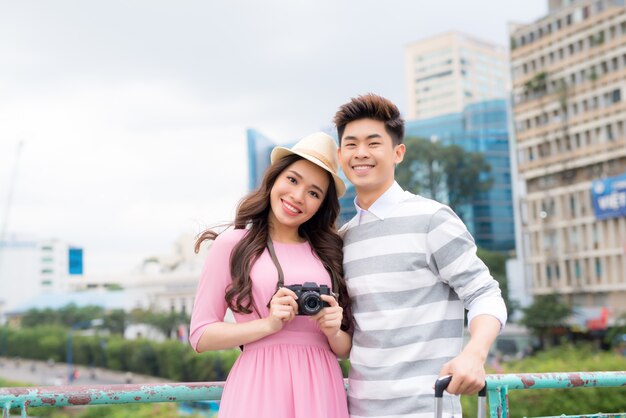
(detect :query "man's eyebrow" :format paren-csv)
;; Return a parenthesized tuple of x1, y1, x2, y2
(343, 133, 382, 140)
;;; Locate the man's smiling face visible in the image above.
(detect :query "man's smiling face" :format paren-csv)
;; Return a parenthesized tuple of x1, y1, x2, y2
(338, 118, 405, 206)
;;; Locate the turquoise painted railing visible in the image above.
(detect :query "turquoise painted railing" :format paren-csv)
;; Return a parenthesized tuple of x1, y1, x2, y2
(1, 371, 625, 417)
(0, 382, 224, 417)
(483, 371, 626, 418)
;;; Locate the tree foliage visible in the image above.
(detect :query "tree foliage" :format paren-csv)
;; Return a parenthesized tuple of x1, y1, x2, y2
(396, 136, 493, 216)
(129, 308, 190, 339)
(520, 293, 572, 347)
(476, 248, 519, 319)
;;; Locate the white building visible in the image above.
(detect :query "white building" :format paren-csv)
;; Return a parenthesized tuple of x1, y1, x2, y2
(0, 235, 83, 318)
(405, 31, 509, 120)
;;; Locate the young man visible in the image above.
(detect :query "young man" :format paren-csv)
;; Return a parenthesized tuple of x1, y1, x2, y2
(335, 94, 507, 418)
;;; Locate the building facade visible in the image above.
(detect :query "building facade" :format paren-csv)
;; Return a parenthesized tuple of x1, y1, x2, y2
(0, 236, 83, 317)
(405, 31, 509, 120)
(405, 99, 516, 251)
(509, 0, 626, 319)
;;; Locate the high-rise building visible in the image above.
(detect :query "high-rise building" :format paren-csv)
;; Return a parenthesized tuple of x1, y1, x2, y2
(405, 32, 515, 252)
(405, 99, 515, 251)
(509, 0, 626, 321)
(405, 31, 508, 120)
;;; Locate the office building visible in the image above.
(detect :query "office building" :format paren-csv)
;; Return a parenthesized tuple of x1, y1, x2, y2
(509, 0, 626, 320)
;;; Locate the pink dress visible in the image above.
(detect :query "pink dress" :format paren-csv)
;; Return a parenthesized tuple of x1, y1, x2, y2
(189, 229, 349, 418)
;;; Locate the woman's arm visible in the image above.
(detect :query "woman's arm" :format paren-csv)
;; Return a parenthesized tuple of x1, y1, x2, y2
(314, 294, 352, 359)
(195, 287, 300, 352)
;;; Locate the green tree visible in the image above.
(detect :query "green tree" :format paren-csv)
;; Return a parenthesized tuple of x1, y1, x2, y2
(129, 308, 190, 339)
(520, 293, 572, 348)
(104, 309, 127, 335)
(441, 144, 493, 212)
(396, 136, 493, 217)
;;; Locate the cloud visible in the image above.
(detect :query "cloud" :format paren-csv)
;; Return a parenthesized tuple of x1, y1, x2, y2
(0, 0, 547, 274)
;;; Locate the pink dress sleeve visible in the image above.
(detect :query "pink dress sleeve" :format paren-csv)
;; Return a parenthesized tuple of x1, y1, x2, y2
(188, 229, 244, 352)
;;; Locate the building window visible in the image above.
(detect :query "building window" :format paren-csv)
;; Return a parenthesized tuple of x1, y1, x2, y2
(41, 268, 53, 274)
(595, 258, 602, 277)
(612, 89, 621, 103)
(607, 124, 614, 141)
(595, 1, 604, 12)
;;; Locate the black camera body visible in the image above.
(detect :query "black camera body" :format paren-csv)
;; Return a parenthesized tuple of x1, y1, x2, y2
(285, 282, 331, 315)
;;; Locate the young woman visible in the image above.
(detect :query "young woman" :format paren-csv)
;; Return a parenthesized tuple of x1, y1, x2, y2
(189, 132, 352, 418)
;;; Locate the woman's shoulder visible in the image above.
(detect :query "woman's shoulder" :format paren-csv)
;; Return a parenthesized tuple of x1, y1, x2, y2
(214, 228, 248, 246)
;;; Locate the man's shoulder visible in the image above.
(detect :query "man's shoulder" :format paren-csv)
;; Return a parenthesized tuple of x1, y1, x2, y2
(338, 215, 358, 236)
(394, 191, 449, 216)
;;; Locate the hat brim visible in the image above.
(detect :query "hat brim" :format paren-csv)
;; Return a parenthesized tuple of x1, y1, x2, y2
(271, 147, 346, 198)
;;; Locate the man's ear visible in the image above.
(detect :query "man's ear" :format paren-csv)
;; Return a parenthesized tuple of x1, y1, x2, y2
(394, 143, 406, 165)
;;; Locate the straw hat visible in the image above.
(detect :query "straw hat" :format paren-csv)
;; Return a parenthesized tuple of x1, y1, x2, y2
(270, 132, 346, 197)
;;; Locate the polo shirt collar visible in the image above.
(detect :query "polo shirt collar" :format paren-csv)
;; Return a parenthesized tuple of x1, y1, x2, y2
(354, 181, 405, 224)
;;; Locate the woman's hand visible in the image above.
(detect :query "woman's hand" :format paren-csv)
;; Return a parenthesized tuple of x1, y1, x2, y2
(312, 294, 343, 339)
(266, 287, 299, 332)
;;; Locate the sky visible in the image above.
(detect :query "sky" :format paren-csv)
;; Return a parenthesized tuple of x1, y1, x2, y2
(0, 0, 547, 276)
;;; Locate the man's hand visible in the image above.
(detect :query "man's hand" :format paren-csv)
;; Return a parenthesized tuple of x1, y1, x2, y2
(438, 347, 486, 395)
(439, 314, 501, 395)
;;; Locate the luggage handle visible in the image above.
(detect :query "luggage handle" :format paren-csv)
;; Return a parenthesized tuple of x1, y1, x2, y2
(434, 376, 487, 418)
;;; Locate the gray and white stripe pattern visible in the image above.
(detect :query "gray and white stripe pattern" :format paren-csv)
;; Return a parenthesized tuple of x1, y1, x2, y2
(343, 194, 502, 418)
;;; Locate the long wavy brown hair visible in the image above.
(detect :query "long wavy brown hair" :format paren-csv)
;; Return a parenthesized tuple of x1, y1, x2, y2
(195, 154, 352, 331)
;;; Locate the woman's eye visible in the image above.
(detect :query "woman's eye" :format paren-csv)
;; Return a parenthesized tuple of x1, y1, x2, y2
(287, 176, 297, 184)
(309, 191, 319, 199)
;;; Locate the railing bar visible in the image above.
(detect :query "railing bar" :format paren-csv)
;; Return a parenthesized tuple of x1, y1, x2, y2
(486, 371, 626, 391)
(0, 382, 224, 409)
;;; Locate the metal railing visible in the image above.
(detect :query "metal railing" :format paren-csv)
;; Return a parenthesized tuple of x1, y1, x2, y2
(1, 371, 625, 417)
(0, 382, 224, 417)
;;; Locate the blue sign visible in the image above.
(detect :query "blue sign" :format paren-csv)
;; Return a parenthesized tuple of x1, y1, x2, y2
(68, 248, 83, 275)
(591, 172, 626, 220)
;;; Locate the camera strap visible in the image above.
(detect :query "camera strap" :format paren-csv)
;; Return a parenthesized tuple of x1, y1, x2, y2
(266, 236, 285, 288)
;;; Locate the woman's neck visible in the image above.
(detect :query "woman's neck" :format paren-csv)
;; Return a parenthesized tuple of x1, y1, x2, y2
(268, 217, 304, 244)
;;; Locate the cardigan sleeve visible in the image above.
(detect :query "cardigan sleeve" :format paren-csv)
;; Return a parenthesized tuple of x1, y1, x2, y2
(426, 206, 507, 330)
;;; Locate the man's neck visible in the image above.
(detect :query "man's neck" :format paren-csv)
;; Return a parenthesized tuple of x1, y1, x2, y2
(355, 181, 395, 211)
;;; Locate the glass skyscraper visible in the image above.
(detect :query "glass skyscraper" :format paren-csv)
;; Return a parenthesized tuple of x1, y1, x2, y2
(405, 99, 515, 252)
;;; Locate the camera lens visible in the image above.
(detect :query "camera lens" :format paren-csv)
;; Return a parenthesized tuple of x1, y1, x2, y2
(300, 291, 322, 315)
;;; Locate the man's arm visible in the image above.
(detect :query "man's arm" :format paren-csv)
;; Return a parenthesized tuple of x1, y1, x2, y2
(438, 314, 501, 395)
(425, 206, 507, 395)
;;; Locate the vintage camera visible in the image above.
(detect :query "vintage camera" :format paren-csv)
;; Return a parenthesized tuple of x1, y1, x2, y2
(286, 282, 331, 315)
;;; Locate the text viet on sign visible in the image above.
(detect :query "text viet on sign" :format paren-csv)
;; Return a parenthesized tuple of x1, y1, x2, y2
(591, 172, 626, 220)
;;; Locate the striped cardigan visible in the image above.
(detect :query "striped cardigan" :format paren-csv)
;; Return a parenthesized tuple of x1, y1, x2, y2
(341, 192, 505, 418)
